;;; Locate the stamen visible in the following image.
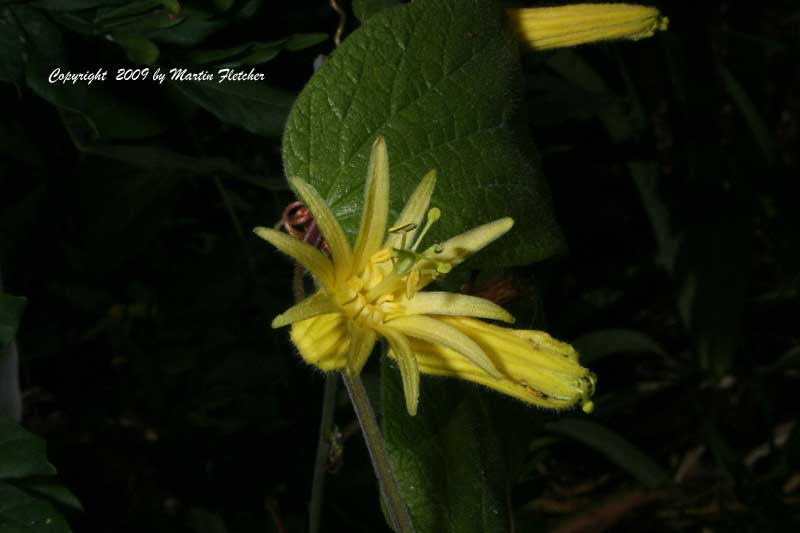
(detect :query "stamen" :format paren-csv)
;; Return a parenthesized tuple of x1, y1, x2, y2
(411, 207, 441, 252)
(371, 249, 393, 264)
(388, 223, 417, 251)
(582, 400, 595, 413)
(365, 208, 451, 302)
(405, 271, 421, 299)
(580, 373, 597, 413)
(388, 223, 418, 233)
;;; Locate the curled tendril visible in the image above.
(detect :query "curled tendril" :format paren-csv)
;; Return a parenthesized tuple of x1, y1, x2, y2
(282, 201, 331, 254)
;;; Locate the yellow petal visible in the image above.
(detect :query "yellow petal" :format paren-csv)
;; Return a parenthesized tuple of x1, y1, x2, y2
(385, 169, 437, 250)
(346, 326, 378, 376)
(420, 218, 514, 287)
(253, 226, 335, 290)
(290, 313, 349, 371)
(508, 4, 668, 51)
(271, 291, 339, 328)
(398, 292, 515, 324)
(288, 176, 354, 281)
(379, 326, 420, 416)
(410, 316, 595, 411)
(353, 137, 391, 272)
(385, 315, 500, 379)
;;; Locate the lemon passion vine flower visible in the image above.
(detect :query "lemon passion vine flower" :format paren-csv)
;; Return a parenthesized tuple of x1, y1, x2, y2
(507, 3, 668, 51)
(254, 137, 596, 416)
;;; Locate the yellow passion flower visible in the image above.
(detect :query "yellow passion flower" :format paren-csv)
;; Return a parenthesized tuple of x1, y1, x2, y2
(255, 137, 596, 416)
(508, 3, 668, 51)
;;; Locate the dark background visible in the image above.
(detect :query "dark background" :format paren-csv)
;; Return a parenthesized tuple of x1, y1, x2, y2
(1, 0, 798, 531)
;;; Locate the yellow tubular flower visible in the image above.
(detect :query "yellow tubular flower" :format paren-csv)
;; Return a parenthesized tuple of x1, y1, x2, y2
(254, 137, 596, 416)
(507, 3, 668, 51)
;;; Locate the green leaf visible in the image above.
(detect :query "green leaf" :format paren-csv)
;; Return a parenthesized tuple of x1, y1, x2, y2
(13, 5, 92, 128)
(283, 32, 328, 51)
(172, 79, 294, 138)
(546, 50, 680, 271)
(0, 294, 26, 353)
(97, 9, 183, 34)
(41, 11, 96, 36)
(679, 211, 750, 378)
(94, 0, 166, 23)
(150, 0, 263, 46)
(149, 8, 224, 46)
(0, 481, 72, 533)
(187, 43, 253, 65)
(0, 9, 26, 84)
(0, 418, 56, 479)
(283, 0, 565, 268)
(759, 345, 800, 377)
(718, 63, 776, 166)
(628, 160, 681, 272)
(572, 328, 667, 364)
(109, 33, 159, 64)
(12, 480, 82, 512)
(234, 34, 328, 66)
(211, 0, 234, 13)
(187, 34, 327, 67)
(352, 0, 400, 22)
(381, 358, 509, 533)
(64, 143, 283, 190)
(546, 418, 670, 488)
(31, 0, 127, 10)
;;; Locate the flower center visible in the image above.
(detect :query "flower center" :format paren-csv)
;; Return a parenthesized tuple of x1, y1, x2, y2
(334, 207, 453, 327)
(335, 250, 397, 327)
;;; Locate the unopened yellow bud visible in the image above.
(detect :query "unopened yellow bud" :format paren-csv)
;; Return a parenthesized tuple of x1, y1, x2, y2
(507, 3, 668, 51)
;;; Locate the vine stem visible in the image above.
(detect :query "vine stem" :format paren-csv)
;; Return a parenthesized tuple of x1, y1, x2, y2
(295, 225, 341, 533)
(341, 371, 415, 533)
(0, 265, 22, 421)
(294, 219, 413, 532)
(308, 373, 338, 533)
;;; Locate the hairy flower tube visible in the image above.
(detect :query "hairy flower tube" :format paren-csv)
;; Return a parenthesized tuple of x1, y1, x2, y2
(254, 137, 596, 415)
(507, 3, 668, 50)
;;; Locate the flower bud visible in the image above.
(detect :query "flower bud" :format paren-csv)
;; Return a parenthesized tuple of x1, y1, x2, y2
(508, 3, 668, 50)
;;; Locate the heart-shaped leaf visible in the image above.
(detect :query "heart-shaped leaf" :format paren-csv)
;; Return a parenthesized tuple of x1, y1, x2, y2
(283, 0, 565, 268)
(381, 358, 509, 533)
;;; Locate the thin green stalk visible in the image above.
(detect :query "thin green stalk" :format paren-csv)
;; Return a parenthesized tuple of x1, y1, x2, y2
(341, 371, 415, 533)
(213, 176, 255, 274)
(0, 266, 22, 421)
(293, 233, 341, 533)
(293, 224, 412, 532)
(309, 373, 338, 533)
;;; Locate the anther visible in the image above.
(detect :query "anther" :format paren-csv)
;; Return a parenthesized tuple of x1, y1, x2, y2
(405, 271, 421, 299)
(411, 207, 441, 252)
(371, 249, 393, 263)
(388, 223, 417, 234)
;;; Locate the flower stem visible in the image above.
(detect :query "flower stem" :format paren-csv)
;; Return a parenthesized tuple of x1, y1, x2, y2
(308, 372, 338, 533)
(293, 222, 412, 531)
(295, 231, 340, 533)
(341, 371, 415, 533)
